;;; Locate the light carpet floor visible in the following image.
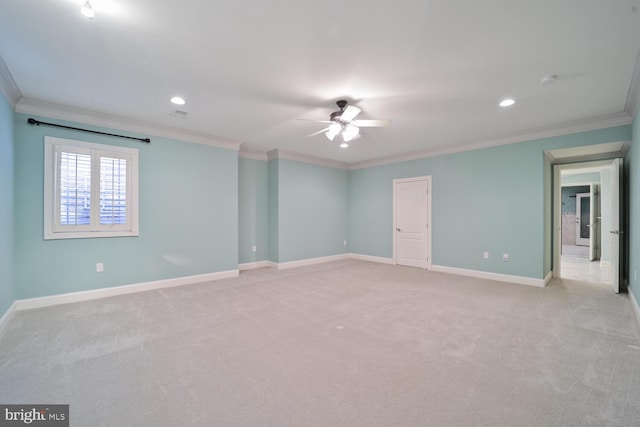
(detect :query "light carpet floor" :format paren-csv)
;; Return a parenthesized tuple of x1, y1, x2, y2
(1, 260, 639, 426)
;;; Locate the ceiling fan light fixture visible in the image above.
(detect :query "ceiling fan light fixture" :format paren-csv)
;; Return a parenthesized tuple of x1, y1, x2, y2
(325, 129, 339, 141)
(325, 122, 341, 141)
(304, 100, 390, 147)
(342, 124, 360, 142)
(81, 0, 95, 19)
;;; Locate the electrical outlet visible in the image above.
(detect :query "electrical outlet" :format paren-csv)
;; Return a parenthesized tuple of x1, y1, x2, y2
(96, 262, 104, 272)
(483, 251, 489, 260)
(502, 253, 509, 262)
(252, 245, 256, 252)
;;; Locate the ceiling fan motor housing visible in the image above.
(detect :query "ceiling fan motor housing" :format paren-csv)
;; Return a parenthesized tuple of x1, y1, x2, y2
(330, 111, 343, 122)
(331, 100, 349, 122)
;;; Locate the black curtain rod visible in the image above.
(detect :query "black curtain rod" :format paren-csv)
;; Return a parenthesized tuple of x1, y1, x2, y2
(27, 118, 151, 143)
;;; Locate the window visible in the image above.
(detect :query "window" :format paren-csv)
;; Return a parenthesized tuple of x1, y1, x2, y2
(44, 136, 139, 239)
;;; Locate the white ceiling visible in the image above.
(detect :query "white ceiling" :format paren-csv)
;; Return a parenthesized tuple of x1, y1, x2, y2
(1, 0, 639, 163)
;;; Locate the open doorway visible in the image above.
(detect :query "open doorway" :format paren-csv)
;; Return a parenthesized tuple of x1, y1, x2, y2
(559, 177, 607, 285)
(553, 159, 624, 292)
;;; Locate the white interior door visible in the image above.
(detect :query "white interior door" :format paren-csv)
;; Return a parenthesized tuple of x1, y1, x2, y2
(589, 184, 600, 261)
(610, 158, 622, 293)
(394, 178, 430, 269)
(575, 193, 590, 246)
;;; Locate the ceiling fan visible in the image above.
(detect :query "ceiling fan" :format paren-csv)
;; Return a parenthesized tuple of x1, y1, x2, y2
(302, 100, 391, 148)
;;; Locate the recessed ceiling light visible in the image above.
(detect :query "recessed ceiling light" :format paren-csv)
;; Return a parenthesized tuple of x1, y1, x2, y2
(170, 96, 186, 105)
(340, 143, 349, 148)
(499, 98, 516, 107)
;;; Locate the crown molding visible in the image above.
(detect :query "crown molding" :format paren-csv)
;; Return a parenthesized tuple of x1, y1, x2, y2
(545, 140, 630, 165)
(238, 147, 268, 161)
(349, 112, 632, 170)
(267, 149, 349, 169)
(15, 98, 242, 151)
(0, 55, 21, 109)
(625, 47, 640, 120)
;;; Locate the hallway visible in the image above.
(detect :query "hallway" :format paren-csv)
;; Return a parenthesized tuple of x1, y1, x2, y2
(561, 244, 610, 285)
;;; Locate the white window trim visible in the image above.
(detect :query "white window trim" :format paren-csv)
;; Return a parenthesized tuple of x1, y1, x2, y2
(44, 136, 139, 240)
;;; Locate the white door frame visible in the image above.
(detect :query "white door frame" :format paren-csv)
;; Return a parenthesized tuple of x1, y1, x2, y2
(609, 158, 623, 293)
(392, 176, 432, 269)
(553, 160, 620, 291)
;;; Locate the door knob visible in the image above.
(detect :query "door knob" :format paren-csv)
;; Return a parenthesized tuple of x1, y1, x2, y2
(396, 228, 401, 232)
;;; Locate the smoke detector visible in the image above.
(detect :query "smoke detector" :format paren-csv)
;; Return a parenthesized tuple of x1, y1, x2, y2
(540, 75, 558, 85)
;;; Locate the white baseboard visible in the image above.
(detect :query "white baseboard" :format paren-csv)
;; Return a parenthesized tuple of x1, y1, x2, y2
(269, 253, 392, 270)
(543, 271, 553, 287)
(239, 261, 270, 271)
(431, 265, 546, 288)
(272, 253, 349, 270)
(630, 287, 640, 333)
(600, 260, 611, 268)
(15, 269, 239, 311)
(0, 301, 17, 338)
(348, 253, 394, 264)
(4, 255, 553, 316)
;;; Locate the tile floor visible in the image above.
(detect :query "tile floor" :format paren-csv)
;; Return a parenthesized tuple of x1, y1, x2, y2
(561, 244, 610, 286)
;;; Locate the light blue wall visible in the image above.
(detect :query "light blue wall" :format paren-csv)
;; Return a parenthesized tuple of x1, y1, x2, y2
(628, 108, 640, 304)
(276, 159, 349, 263)
(3, 107, 637, 303)
(350, 125, 632, 280)
(0, 94, 15, 317)
(238, 158, 268, 264)
(14, 113, 238, 299)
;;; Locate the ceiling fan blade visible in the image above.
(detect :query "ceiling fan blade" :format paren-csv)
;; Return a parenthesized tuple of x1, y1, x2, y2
(307, 127, 330, 137)
(297, 119, 334, 124)
(352, 119, 391, 127)
(340, 105, 361, 122)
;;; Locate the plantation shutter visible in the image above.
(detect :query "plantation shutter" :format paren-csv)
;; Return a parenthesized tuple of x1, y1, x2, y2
(100, 156, 128, 225)
(58, 151, 92, 226)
